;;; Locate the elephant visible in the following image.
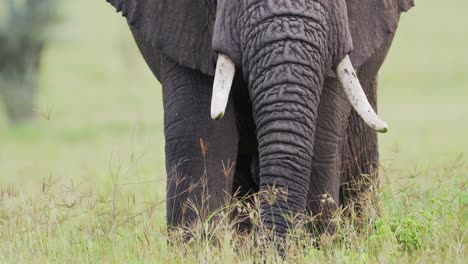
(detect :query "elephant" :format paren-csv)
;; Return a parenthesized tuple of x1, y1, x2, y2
(106, 0, 413, 239)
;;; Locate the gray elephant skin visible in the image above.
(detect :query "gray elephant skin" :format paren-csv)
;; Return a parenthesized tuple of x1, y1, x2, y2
(106, 0, 413, 238)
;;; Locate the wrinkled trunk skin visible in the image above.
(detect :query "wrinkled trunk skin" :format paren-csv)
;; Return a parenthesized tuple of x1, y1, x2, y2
(241, 1, 331, 236)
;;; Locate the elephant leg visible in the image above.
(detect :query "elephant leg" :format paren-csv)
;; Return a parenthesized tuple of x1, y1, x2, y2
(340, 77, 379, 216)
(306, 79, 351, 234)
(160, 55, 239, 230)
(339, 33, 397, 219)
(230, 86, 259, 232)
(229, 152, 259, 232)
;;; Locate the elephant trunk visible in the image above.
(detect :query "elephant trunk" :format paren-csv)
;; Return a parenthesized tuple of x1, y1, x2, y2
(211, 0, 345, 237)
(247, 35, 328, 235)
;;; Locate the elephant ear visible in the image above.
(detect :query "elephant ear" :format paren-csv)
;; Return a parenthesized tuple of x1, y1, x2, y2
(107, 0, 217, 76)
(346, 0, 414, 67)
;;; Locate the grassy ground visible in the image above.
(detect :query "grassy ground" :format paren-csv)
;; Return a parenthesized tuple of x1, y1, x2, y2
(0, 0, 466, 262)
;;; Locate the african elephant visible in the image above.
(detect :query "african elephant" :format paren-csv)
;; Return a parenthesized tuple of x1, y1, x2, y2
(106, 0, 413, 238)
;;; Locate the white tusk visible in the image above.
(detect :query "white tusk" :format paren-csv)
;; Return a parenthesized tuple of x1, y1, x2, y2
(211, 54, 236, 120)
(336, 55, 388, 133)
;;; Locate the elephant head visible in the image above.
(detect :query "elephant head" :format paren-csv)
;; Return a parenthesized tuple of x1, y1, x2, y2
(107, 0, 413, 237)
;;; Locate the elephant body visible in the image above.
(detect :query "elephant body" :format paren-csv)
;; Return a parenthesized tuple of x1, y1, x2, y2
(107, 0, 413, 237)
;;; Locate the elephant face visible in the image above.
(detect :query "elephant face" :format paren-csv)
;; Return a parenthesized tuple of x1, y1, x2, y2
(213, 0, 352, 77)
(107, 0, 413, 237)
(108, 0, 413, 76)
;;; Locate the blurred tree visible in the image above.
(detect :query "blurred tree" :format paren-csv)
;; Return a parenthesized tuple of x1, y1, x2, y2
(0, 0, 57, 124)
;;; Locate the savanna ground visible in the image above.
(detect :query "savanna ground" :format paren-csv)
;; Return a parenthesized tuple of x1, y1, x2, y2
(0, 0, 466, 262)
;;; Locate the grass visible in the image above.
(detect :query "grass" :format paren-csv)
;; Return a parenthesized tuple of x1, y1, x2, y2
(0, 0, 467, 262)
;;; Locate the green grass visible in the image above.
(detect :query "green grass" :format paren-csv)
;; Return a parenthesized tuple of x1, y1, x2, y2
(0, 0, 467, 262)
